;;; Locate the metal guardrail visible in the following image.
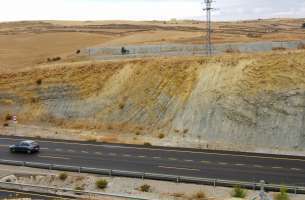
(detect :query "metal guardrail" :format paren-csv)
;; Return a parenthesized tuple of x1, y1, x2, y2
(0, 181, 153, 200)
(0, 159, 305, 195)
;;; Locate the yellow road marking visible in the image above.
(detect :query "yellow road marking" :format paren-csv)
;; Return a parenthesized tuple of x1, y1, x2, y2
(39, 155, 70, 160)
(159, 165, 200, 171)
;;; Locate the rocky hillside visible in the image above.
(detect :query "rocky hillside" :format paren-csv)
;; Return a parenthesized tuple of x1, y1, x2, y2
(1, 50, 305, 153)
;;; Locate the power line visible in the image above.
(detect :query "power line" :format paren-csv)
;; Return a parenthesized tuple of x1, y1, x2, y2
(203, 0, 215, 56)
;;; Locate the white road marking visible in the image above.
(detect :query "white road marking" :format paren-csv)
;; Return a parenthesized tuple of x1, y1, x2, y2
(1, 137, 305, 163)
(138, 155, 146, 158)
(55, 148, 62, 152)
(153, 157, 161, 159)
(95, 152, 102, 155)
(218, 162, 228, 165)
(234, 163, 246, 166)
(168, 158, 177, 161)
(184, 159, 194, 162)
(253, 165, 263, 168)
(291, 168, 301, 171)
(159, 165, 200, 172)
(39, 155, 70, 160)
(123, 154, 131, 157)
(272, 166, 283, 169)
(68, 149, 75, 153)
(201, 160, 211, 164)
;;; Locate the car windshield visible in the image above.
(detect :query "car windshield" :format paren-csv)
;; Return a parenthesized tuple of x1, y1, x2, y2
(20, 142, 29, 146)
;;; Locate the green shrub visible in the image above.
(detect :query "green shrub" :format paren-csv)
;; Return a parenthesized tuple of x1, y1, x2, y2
(274, 187, 290, 200)
(158, 133, 165, 139)
(96, 179, 108, 189)
(144, 142, 152, 146)
(232, 185, 247, 198)
(192, 191, 206, 199)
(5, 114, 12, 121)
(58, 172, 68, 181)
(36, 79, 42, 85)
(140, 184, 151, 192)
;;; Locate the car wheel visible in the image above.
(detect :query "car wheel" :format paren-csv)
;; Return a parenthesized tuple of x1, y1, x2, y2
(27, 150, 32, 154)
(10, 148, 15, 153)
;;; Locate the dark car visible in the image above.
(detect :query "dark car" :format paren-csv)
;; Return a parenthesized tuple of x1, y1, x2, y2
(9, 140, 40, 154)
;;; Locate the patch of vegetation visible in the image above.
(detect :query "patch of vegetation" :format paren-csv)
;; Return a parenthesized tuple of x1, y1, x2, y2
(36, 79, 42, 85)
(139, 184, 151, 192)
(135, 131, 141, 136)
(231, 185, 247, 198)
(3, 123, 9, 127)
(47, 57, 61, 62)
(96, 179, 108, 189)
(274, 186, 290, 200)
(118, 103, 125, 110)
(158, 133, 165, 139)
(144, 142, 152, 146)
(191, 191, 207, 199)
(5, 114, 12, 121)
(225, 47, 241, 53)
(58, 172, 68, 181)
(183, 129, 189, 134)
(74, 186, 84, 195)
(272, 47, 286, 51)
(297, 43, 305, 49)
(302, 23, 305, 29)
(76, 49, 81, 54)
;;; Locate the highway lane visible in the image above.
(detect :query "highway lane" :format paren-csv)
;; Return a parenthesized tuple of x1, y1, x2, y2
(0, 136, 305, 186)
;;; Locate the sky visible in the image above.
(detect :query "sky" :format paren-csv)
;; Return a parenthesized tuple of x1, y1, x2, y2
(0, 0, 304, 22)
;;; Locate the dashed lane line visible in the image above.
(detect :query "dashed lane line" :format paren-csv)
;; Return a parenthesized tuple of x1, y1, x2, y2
(138, 155, 146, 158)
(39, 155, 70, 160)
(234, 163, 246, 166)
(291, 168, 301, 171)
(159, 165, 200, 172)
(218, 162, 228, 165)
(184, 160, 194, 162)
(168, 158, 177, 161)
(123, 154, 131, 157)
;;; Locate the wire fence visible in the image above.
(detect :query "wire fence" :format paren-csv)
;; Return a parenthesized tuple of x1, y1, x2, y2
(82, 40, 305, 60)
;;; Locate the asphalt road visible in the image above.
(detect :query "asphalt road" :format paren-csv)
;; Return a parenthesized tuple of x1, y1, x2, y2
(0, 136, 305, 186)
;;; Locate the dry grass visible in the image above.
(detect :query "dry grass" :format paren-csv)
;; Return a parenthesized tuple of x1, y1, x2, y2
(0, 19, 304, 70)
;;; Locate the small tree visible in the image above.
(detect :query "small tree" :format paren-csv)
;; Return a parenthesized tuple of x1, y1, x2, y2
(140, 184, 151, 192)
(302, 23, 305, 29)
(274, 187, 290, 200)
(96, 179, 108, 189)
(232, 185, 247, 198)
(58, 172, 68, 181)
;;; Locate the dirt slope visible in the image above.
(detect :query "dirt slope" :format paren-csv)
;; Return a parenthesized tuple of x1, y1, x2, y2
(1, 50, 305, 153)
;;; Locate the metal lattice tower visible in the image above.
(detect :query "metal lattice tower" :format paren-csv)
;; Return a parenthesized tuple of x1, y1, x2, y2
(203, 0, 214, 56)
